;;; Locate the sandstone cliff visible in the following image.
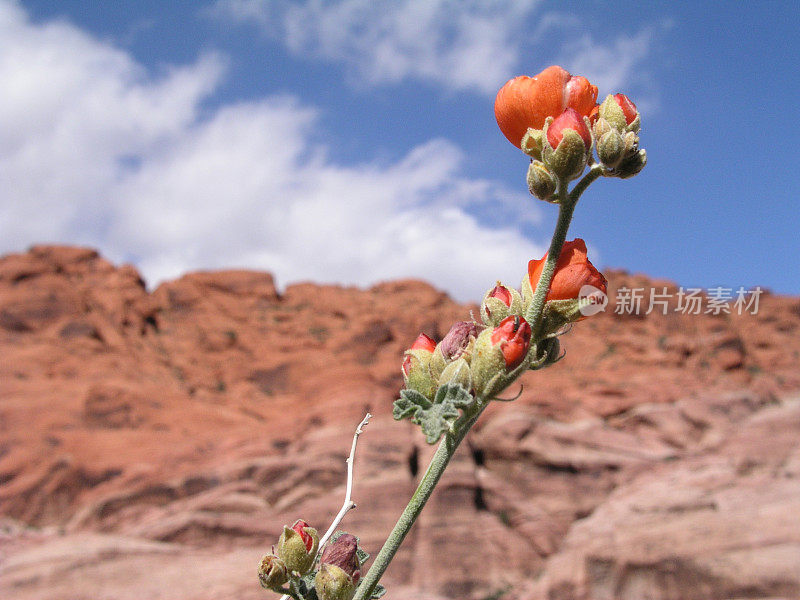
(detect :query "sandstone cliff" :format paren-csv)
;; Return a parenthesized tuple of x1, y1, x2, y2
(1, 246, 799, 600)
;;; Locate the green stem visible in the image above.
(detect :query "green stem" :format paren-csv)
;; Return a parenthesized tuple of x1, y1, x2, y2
(569, 162, 604, 203)
(353, 163, 604, 600)
(523, 185, 575, 332)
(524, 164, 604, 334)
(352, 405, 487, 600)
(278, 582, 302, 600)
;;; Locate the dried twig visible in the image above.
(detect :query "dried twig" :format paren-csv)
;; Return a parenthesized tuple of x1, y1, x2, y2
(279, 412, 372, 600)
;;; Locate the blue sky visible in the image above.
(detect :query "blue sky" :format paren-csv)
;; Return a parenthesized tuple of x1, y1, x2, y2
(2, 0, 798, 301)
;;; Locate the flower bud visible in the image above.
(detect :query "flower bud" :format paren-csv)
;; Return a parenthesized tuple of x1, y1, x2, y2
(593, 116, 612, 139)
(598, 93, 640, 133)
(278, 519, 319, 575)
(526, 160, 558, 202)
(480, 282, 523, 327)
(441, 321, 481, 361)
(438, 357, 472, 389)
(520, 128, 544, 160)
(430, 321, 482, 377)
(491, 316, 532, 370)
(315, 534, 361, 600)
(541, 109, 592, 181)
(547, 108, 592, 151)
(614, 148, 647, 179)
(596, 128, 625, 168)
(258, 554, 289, 590)
(471, 316, 532, 396)
(402, 333, 437, 398)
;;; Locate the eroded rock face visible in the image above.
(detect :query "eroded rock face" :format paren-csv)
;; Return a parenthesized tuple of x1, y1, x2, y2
(1, 245, 799, 600)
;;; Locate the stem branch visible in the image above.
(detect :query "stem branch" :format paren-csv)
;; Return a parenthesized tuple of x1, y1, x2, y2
(279, 413, 372, 600)
(318, 412, 372, 549)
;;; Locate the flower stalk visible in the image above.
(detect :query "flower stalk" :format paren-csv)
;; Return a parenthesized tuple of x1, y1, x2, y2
(352, 403, 487, 600)
(257, 63, 646, 600)
(524, 163, 605, 336)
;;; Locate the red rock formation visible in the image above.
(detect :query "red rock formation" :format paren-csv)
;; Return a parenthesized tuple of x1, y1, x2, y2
(1, 245, 799, 600)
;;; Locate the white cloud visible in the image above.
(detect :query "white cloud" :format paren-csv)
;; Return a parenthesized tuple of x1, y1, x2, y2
(213, 0, 542, 94)
(212, 1, 661, 100)
(0, 0, 541, 301)
(557, 28, 658, 103)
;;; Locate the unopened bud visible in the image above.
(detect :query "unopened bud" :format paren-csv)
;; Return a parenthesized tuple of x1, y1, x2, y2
(278, 519, 319, 575)
(542, 109, 592, 181)
(614, 148, 647, 179)
(480, 282, 523, 326)
(599, 93, 640, 132)
(438, 357, 472, 389)
(315, 534, 361, 600)
(431, 321, 482, 377)
(258, 554, 288, 590)
(402, 333, 437, 398)
(520, 127, 545, 160)
(622, 130, 639, 155)
(596, 129, 625, 168)
(526, 160, 558, 202)
(471, 316, 532, 396)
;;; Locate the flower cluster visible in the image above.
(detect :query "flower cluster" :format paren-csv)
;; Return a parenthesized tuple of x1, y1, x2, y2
(260, 62, 646, 600)
(259, 521, 372, 600)
(495, 65, 646, 201)
(397, 236, 606, 443)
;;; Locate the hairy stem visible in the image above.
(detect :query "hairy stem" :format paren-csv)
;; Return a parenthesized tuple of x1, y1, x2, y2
(352, 405, 487, 600)
(524, 164, 604, 333)
(523, 184, 575, 331)
(353, 164, 604, 600)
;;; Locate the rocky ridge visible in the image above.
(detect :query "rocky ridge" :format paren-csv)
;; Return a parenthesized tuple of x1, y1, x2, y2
(1, 245, 799, 600)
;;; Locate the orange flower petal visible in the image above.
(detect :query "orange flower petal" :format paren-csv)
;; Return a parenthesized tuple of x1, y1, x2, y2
(495, 66, 598, 148)
(527, 238, 607, 301)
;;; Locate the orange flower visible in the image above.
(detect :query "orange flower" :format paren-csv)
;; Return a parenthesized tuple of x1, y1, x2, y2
(528, 238, 607, 301)
(495, 65, 598, 148)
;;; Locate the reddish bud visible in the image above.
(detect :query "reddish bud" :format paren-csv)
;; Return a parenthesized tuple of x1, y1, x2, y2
(613, 93, 638, 125)
(402, 333, 436, 377)
(410, 333, 436, 352)
(315, 534, 361, 600)
(547, 108, 592, 151)
(440, 321, 482, 361)
(320, 534, 361, 582)
(488, 285, 512, 308)
(490, 316, 532, 370)
(278, 519, 319, 574)
(292, 519, 314, 552)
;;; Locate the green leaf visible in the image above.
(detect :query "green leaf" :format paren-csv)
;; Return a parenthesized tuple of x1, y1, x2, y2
(356, 546, 370, 564)
(434, 383, 474, 409)
(395, 384, 476, 444)
(413, 400, 459, 444)
(393, 388, 431, 421)
(370, 583, 387, 599)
